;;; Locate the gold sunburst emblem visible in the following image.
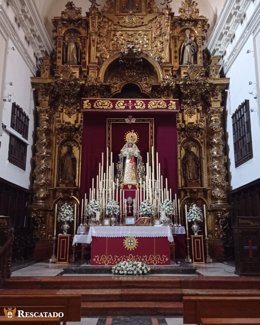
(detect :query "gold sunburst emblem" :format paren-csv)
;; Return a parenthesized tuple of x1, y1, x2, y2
(123, 237, 139, 251)
(124, 130, 139, 144)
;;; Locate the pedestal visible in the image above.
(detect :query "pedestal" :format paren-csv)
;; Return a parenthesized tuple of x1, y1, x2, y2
(57, 234, 71, 263)
(191, 235, 205, 263)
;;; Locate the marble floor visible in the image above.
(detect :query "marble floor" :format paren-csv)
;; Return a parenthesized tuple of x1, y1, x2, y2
(11, 261, 236, 277)
(9, 261, 236, 325)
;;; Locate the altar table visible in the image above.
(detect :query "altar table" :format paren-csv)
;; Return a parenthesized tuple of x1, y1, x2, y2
(73, 226, 173, 265)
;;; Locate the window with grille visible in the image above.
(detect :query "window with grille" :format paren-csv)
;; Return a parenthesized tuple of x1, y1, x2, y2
(11, 102, 29, 139)
(232, 99, 253, 167)
(8, 103, 29, 170)
(8, 134, 27, 170)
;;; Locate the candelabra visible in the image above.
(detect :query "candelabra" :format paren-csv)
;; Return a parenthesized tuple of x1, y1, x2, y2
(205, 237, 212, 263)
(49, 236, 57, 263)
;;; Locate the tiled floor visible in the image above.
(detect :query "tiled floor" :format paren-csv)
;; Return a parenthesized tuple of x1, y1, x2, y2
(10, 261, 236, 325)
(11, 261, 236, 277)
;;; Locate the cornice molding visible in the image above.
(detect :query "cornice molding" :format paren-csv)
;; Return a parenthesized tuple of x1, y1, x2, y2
(223, 4, 260, 73)
(208, 0, 252, 55)
(207, 0, 260, 73)
(0, 2, 36, 73)
(10, 0, 53, 57)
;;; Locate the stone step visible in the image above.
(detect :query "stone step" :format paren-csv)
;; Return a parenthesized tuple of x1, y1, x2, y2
(57, 288, 183, 302)
(80, 301, 183, 317)
(4, 276, 183, 289)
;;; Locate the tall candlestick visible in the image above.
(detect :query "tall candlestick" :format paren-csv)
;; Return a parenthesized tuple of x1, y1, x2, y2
(203, 204, 208, 237)
(156, 152, 159, 180)
(120, 189, 122, 216)
(185, 204, 189, 237)
(178, 199, 181, 225)
(81, 198, 84, 219)
(54, 204, 57, 237)
(74, 203, 77, 234)
(152, 146, 154, 177)
(101, 152, 104, 182)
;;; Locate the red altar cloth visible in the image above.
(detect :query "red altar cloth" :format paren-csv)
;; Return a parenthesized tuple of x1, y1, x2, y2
(90, 236, 171, 265)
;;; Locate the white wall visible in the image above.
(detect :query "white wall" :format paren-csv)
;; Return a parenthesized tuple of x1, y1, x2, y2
(0, 29, 7, 136)
(226, 35, 260, 190)
(0, 2, 36, 190)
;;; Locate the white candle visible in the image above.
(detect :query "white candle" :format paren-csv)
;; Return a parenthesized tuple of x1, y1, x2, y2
(185, 204, 189, 237)
(178, 199, 181, 225)
(81, 198, 84, 217)
(156, 152, 159, 180)
(152, 146, 154, 178)
(101, 152, 104, 182)
(204, 204, 208, 237)
(120, 189, 122, 216)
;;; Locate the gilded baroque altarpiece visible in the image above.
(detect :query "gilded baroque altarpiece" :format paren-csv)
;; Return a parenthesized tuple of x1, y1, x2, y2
(31, 0, 230, 258)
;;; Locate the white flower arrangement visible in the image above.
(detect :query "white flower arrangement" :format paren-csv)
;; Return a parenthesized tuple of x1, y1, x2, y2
(86, 199, 101, 216)
(57, 202, 74, 223)
(112, 260, 151, 275)
(187, 203, 203, 222)
(106, 200, 120, 216)
(160, 213, 171, 225)
(139, 199, 154, 216)
(160, 199, 175, 216)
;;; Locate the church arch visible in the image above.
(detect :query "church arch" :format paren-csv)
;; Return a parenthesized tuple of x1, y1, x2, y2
(99, 53, 163, 84)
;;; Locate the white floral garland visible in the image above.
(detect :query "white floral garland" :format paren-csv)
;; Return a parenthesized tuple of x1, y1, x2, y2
(112, 260, 151, 275)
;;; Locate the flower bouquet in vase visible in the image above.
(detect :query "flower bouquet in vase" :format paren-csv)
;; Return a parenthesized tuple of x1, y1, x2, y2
(160, 199, 175, 226)
(187, 203, 203, 235)
(57, 202, 74, 234)
(106, 200, 120, 226)
(86, 199, 101, 225)
(136, 200, 154, 225)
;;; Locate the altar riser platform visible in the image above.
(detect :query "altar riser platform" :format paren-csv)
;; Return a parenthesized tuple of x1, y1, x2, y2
(4, 277, 260, 317)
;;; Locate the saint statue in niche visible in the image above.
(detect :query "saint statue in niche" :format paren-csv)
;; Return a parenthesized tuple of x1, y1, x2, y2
(63, 33, 80, 65)
(59, 144, 77, 187)
(179, 29, 197, 65)
(117, 130, 145, 185)
(182, 142, 201, 187)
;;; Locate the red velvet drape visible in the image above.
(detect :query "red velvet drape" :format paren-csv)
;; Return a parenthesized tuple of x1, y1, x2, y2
(80, 112, 177, 197)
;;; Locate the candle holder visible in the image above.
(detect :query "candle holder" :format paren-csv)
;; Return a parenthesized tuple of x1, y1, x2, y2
(49, 236, 57, 263)
(205, 237, 212, 263)
(185, 237, 192, 263)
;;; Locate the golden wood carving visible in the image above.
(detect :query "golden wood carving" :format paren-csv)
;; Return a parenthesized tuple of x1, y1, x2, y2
(31, 0, 230, 256)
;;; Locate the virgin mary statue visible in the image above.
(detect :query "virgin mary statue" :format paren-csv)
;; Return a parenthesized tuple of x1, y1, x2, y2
(117, 130, 145, 185)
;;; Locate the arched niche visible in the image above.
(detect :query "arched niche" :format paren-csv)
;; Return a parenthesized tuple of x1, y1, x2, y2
(99, 54, 162, 96)
(181, 140, 202, 188)
(113, 83, 150, 98)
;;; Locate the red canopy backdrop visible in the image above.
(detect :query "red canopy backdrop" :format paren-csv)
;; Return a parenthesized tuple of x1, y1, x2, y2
(80, 111, 178, 197)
